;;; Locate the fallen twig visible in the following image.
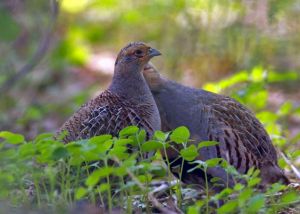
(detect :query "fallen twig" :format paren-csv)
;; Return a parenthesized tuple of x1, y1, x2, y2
(113, 157, 183, 214)
(280, 151, 300, 180)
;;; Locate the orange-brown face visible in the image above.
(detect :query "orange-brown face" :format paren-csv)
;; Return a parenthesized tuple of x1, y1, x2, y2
(115, 42, 161, 66)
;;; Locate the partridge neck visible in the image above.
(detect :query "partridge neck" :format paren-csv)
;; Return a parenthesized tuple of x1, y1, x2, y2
(109, 65, 153, 103)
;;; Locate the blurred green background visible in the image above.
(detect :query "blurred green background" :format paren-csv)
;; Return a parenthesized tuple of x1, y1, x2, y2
(0, 0, 300, 143)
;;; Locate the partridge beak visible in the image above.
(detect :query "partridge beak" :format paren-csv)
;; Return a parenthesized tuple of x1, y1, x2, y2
(148, 48, 161, 58)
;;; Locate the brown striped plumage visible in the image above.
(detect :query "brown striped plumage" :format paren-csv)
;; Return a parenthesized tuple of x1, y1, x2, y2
(57, 42, 161, 143)
(59, 90, 158, 142)
(143, 63, 289, 188)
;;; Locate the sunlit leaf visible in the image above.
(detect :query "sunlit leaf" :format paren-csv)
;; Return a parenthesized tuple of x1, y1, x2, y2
(215, 187, 233, 200)
(198, 141, 219, 149)
(205, 158, 224, 168)
(0, 131, 24, 144)
(75, 187, 88, 200)
(137, 129, 147, 144)
(180, 145, 198, 161)
(119, 126, 139, 137)
(98, 183, 110, 193)
(89, 135, 112, 144)
(266, 183, 286, 195)
(217, 200, 238, 214)
(278, 102, 293, 116)
(114, 139, 133, 146)
(61, 0, 90, 13)
(238, 188, 253, 204)
(18, 143, 36, 158)
(268, 71, 298, 82)
(248, 177, 261, 187)
(85, 167, 114, 187)
(154, 130, 169, 142)
(280, 191, 299, 204)
(245, 194, 265, 213)
(109, 145, 128, 159)
(251, 66, 266, 82)
(141, 140, 163, 152)
(256, 111, 278, 124)
(234, 183, 244, 191)
(187, 205, 199, 214)
(34, 133, 54, 143)
(170, 126, 190, 144)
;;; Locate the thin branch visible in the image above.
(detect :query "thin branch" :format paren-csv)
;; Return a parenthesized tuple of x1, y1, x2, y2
(148, 180, 184, 214)
(280, 151, 300, 180)
(0, 0, 59, 93)
(113, 157, 182, 214)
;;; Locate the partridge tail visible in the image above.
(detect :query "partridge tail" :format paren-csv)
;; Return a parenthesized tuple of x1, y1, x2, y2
(260, 162, 290, 185)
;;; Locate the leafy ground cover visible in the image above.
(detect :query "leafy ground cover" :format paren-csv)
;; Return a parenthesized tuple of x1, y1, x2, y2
(1, 67, 299, 213)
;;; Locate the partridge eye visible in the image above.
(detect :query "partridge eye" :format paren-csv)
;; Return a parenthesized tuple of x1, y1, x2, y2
(134, 49, 143, 56)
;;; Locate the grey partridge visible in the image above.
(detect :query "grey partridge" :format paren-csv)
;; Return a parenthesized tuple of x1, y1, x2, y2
(57, 42, 161, 143)
(143, 63, 289, 188)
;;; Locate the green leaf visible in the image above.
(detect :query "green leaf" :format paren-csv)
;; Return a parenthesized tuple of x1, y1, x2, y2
(18, 143, 36, 158)
(248, 177, 261, 187)
(205, 158, 224, 168)
(256, 111, 278, 124)
(180, 145, 198, 161)
(114, 139, 133, 146)
(34, 133, 54, 143)
(210, 177, 222, 183)
(0, 131, 24, 144)
(51, 147, 70, 160)
(85, 167, 114, 187)
(245, 194, 265, 213)
(141, 140, 163, 152)
(268, 71, 298, 82)
(98, 183, 110, 193)
(154, 131, 169, 142)
(251, 66, 266, 82)
(291, 150, 300, 159)
(247, 167, 255, 177)
(266, 183, 286, 195)
(278, 102, 292, 116)
(0, 10, 20, 41)
(238, 188, 253, 204)
(65, 142, 82, 155)
(114, 166, 127, 177)
(187, 205, 199, 214)
(109, 145, 128, 159)
(137, 129, 147, 143)
(85, 171, 101, 188)
(93, 139, 113, 154)
(215, 188, 233, 200)
(198, 141, 219, 149)
(280, 191, 299, 204)
(149, 164, 166, 177)
(61, 0, 90, 13)
(89, 135, 112, 144)
(204, 71, 248, 93)
(217, 200, 238, 214)
(119, 126, 139, 137)
(75, 187, 88, 200)
(170, 126, 190, 144)
(234, 183, 244, 191)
